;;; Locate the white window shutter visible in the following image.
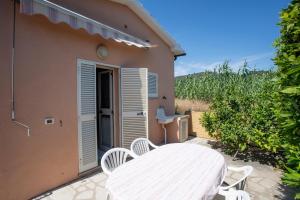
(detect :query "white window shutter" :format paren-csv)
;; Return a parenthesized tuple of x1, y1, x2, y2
(148, 72, 158, 98)
(77, 60, 98, 173)
(121, 68, 148, 149)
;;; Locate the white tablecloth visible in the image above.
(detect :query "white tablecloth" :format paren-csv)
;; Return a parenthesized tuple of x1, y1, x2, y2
(106, 143, 226, 200)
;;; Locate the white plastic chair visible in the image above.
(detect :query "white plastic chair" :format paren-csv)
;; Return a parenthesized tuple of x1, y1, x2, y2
(220, 166, 253, 191)
(130, 138, 159, 156)
(100, 148, 137, 176)
(219, 189, 251, 200)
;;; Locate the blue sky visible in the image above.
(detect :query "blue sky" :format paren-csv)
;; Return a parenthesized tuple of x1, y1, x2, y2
(140, 0, 290, 76)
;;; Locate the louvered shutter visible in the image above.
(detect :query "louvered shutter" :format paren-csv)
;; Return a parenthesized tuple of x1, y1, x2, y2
(77, 60, 98, 173)
(121, 68, 148, 149)
(148, 72, 158, 98)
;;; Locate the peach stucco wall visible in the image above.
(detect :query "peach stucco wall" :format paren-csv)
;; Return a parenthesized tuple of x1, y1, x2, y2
(0, 0, 176, 199)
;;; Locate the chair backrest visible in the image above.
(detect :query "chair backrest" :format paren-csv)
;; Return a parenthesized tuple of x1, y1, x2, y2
(100, 148, 136, 175)
(221, 166, 253, 191)
(156, 107, 166, 119)
(130, 138, 158, 156)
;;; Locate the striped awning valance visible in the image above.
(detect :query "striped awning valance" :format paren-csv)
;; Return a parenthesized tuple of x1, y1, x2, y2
(20, 0, 152, 48)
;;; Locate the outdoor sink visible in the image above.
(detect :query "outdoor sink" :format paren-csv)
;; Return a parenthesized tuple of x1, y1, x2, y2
(156, 108, 176, 143)
(158, 116, 175, 124)
(156, 107, 175, 124)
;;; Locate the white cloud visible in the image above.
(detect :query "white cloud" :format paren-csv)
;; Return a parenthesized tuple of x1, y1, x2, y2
(175, 52, 274, 76)
(230, 52, 273, 71)
(174, 63, 190, 76)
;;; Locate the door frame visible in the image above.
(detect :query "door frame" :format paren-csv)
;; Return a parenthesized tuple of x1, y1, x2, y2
(77, 58, 119, 173)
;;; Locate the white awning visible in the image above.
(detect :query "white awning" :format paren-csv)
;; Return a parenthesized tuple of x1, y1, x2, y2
(20, 0, 152, 48)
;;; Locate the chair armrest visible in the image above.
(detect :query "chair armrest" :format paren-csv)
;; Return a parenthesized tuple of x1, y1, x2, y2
(148, 140, 159, 149)
(220, 181, 243, 191)
(128, 151, 138, 159)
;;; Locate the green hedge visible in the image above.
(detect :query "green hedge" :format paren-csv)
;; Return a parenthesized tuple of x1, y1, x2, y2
(274, 0, 300, 198)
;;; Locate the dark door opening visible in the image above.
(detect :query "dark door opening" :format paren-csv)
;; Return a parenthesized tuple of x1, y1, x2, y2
(96, 68, 114, 162)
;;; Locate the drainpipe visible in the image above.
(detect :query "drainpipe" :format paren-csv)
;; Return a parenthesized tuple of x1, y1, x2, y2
(11, 0, 30, 136)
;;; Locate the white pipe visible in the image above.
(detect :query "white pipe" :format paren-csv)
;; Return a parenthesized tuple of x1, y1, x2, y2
(13, 120, 30, 136)
(162, 124, 167, 144)
(11, 0, 30, 136)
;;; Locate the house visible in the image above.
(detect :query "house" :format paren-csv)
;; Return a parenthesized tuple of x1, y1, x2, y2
(0, 0, 185, 199)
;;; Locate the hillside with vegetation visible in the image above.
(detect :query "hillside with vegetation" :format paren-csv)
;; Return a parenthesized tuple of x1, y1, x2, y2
(175, 62, 275, 102)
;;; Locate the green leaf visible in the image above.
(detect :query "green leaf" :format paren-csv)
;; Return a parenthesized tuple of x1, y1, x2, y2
(295, 192, 300, 199)
(280, 112, 293, 118)
(281, 87, 300, 94)
(286, 65, 300, 75)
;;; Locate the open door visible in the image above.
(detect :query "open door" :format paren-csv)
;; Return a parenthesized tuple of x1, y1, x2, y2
(120, 68, 148, 149)
(77, 60, 98, 173)
(97, 70, 114, 152)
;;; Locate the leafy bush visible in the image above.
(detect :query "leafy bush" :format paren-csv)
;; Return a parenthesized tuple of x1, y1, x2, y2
(198, 62, 281, 154)
(274, 0, 300, 198)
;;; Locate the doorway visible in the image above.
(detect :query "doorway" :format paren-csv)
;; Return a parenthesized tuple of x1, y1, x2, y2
(77, 60, 117, 173)
(96, 67, 114, 161)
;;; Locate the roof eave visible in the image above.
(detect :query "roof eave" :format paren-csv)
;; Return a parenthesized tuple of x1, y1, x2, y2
(110, 0, 185, 56)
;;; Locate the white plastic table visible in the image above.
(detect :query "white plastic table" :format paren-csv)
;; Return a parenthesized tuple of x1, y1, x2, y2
(106, 143, 226, 200)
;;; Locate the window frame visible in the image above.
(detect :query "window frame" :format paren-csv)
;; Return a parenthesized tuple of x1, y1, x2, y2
(148, 72, 158, 98)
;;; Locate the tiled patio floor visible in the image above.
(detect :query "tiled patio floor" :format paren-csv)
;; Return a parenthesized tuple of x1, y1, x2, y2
(33, 173, 109, 200)
(34, 138, 297, 200)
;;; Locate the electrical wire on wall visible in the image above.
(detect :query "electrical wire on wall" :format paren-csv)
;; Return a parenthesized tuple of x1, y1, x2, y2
(11, 0, 30, 136)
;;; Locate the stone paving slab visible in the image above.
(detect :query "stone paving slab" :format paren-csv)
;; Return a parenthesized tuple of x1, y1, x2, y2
(34, 138, 297, 200)
(33, 173, 109, 200)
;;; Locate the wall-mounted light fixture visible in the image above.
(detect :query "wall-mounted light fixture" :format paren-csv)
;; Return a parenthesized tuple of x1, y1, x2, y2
(96, 44, 109, 60)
